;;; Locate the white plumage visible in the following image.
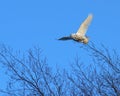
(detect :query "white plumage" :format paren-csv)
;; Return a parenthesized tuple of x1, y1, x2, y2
(58, 14, 93, 44)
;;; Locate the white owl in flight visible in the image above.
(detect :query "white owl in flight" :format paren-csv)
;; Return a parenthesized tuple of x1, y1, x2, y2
(58, 14, 93, 44)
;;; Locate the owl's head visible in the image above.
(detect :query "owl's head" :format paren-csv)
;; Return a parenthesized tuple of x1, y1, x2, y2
(83, 37, 89, 44)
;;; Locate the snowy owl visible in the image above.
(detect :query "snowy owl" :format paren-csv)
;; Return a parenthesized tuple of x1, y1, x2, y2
(58, 14, 93, 44)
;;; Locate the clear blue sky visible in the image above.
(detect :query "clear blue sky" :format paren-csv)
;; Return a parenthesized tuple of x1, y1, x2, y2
(0, 0, 120, 91)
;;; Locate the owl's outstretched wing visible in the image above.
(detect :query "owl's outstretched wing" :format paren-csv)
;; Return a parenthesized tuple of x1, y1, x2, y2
(76, 14, 93, 36)
(58, 36, 72, 40)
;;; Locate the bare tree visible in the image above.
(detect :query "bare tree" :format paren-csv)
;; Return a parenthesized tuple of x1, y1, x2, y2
(0, 45, 68, 96)
(67, 42, 120, 96)
(0, 43, 120, 96)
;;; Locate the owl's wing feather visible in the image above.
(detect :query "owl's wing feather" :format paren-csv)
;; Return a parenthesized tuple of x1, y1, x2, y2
(76, 14, 93, 36)
(58, 36, 72, 40)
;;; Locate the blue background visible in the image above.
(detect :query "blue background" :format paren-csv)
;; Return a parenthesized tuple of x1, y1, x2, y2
(0, 0, 120, 91)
